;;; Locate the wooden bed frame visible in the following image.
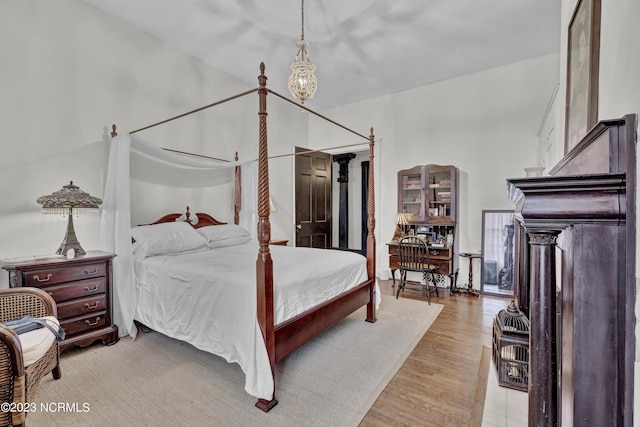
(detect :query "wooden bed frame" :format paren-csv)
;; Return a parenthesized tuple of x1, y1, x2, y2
(124, 63, 377, 411)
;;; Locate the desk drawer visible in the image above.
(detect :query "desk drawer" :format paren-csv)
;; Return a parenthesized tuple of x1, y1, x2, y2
(43, 278, 106, 302)
(428, 247, 452, 260)
(57, 294, 107, 320)
(389, 255, 451, 275)
(388, 245, 452, 259)
(389, 255, 400, 270)
(24, 262, 106, 287)
(431, 259, 452, 275)
(61, 311, 107, 336)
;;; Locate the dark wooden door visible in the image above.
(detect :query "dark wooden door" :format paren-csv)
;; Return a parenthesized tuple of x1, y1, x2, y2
(295, 147, 332, 248)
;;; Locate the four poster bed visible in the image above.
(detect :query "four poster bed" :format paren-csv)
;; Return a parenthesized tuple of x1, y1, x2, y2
(105, 63, 377, 411)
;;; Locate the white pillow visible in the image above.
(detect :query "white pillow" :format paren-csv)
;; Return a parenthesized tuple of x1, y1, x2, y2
(207, 235, 252, 249)
(196, 224, 250, 243)
(131, 221, 208, 256)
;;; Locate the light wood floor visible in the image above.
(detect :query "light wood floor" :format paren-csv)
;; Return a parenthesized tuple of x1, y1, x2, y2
(361, 279, 510, 427)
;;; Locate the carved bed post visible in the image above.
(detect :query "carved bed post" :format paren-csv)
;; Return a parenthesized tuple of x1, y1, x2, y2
(366, 128, 377, 323)
(255, 62, 277, 412)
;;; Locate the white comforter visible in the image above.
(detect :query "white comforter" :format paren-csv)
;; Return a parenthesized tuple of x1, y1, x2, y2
(132, 241, 378, 400)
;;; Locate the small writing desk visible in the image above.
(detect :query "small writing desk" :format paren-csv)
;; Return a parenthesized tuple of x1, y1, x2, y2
(387, 240, 455, 286)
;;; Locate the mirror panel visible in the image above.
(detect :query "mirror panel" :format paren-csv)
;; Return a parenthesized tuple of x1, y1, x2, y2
(481, 210, 515, 296)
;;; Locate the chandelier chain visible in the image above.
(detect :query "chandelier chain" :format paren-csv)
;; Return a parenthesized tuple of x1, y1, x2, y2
(289, 0, 317, 104)
(301, 0, 305, 41)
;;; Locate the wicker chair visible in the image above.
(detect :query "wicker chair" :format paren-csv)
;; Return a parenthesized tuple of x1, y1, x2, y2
(0, 288, 62, 427)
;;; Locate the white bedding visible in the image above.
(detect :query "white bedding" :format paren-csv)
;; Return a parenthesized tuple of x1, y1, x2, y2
(132, 241, 379, 401)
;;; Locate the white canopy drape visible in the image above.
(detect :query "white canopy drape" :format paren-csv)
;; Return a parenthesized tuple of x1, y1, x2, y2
(100, 133, 257, 338)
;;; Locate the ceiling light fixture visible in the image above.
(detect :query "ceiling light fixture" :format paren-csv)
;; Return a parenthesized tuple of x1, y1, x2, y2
(288, 0, 317, 104)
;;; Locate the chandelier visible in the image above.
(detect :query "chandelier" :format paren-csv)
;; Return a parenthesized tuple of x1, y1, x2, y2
(288, 0, 317, 104)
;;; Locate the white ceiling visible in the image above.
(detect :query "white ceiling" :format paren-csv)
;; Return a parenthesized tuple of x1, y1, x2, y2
(82, 0, 560, 110)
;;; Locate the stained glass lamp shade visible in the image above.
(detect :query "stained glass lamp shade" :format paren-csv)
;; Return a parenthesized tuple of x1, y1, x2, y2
(36, 181, 102, 256)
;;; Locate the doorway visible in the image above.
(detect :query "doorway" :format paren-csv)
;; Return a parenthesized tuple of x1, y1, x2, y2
(294, 147, 332, 248)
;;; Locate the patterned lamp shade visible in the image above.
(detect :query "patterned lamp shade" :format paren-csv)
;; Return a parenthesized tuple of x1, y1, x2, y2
(396, 213, 412, 236)
(396, 213, 411, 226)
(37, 181, 102, 256)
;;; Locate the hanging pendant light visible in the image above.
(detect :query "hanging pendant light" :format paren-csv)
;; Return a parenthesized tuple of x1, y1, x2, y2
(288, 0, 317, 104)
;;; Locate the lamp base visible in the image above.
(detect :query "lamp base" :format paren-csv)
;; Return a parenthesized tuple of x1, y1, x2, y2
(55, 212, 86, 256)
(56, 241, 86, 257)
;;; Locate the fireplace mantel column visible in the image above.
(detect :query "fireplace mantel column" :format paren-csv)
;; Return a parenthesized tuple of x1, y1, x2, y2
(527, 229, 561, 427)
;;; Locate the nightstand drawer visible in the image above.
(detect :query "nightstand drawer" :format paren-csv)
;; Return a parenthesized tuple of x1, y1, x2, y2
(23, 263, 106, 287)
(61, 311, 107, 336)
(43, 278, 106, 302)
(57, 294, 107, 320)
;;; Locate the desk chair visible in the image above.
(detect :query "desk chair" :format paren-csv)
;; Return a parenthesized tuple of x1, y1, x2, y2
(396, 236, 439, 305)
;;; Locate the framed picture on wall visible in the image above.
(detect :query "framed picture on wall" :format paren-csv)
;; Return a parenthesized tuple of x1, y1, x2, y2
(565, 0, 601, 153)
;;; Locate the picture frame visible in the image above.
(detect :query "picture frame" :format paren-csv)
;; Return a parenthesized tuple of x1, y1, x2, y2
(565, 0, 601, 153)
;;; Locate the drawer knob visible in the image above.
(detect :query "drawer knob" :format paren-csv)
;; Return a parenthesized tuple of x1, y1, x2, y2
(85, 317, 101, 326)
(84, 284, 100, 292)
(33, 273, 53, 282)
(84, 269, 99, 275)
(84, 301, 100, 310)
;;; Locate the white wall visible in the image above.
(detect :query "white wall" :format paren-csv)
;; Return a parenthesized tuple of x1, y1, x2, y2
(0, 0, 306, 287)
(311, 54, 560, 285)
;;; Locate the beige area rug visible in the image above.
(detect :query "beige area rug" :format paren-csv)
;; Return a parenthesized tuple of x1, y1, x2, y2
(28, 294, 442, 427)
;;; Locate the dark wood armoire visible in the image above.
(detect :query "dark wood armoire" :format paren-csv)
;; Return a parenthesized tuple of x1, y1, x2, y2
(507, 114, 636, 426)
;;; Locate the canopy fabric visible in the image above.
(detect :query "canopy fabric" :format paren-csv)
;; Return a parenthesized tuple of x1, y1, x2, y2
(100, 133, 257, 338)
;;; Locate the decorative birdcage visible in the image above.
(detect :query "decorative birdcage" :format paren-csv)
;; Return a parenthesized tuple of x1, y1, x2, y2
(492, 300, 529, 391)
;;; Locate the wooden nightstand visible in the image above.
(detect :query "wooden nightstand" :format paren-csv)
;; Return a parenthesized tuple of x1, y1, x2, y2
(2, 250, 119, 351)
(269, 239, 289, 246)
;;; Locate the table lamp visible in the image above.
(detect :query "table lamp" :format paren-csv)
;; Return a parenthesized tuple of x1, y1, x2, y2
(36, 181, 102, 256)
(396, 213, 412, 237)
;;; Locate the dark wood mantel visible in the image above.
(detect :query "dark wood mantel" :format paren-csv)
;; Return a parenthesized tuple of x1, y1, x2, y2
(507, 113, 636, 427)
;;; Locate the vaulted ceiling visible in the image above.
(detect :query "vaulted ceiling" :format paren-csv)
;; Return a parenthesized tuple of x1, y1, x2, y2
(82, 0, 560, 110)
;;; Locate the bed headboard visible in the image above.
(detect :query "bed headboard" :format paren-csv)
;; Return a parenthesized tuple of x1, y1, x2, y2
(142, 206, 227, 229)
